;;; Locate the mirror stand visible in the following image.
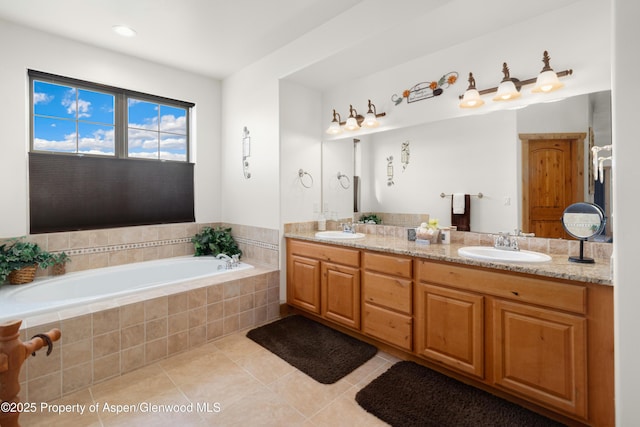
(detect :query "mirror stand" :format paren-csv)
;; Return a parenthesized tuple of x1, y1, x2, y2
(569, 239, 594, 264)
(562, 202, 606, 264)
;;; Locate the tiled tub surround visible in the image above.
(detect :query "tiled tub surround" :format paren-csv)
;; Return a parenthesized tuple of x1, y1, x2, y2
(14, 264, 280, 404)
(1, 221, 280, 278)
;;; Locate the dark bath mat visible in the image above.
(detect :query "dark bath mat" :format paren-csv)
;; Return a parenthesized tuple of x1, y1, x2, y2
(246, 315, 377, 384)
(356, 361, 566, 427)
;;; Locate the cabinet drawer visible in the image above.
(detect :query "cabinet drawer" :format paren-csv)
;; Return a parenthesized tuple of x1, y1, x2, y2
(363, 303, 412, 351)
(362, 271, 412, 314)
(288, 239, 360, 267)
(363, 252, 412, 278)
(416, 260, 586, 314)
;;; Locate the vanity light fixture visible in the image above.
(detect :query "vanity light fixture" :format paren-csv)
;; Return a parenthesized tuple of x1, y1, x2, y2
(361, 100, 386, 128)
(531, 51, 564, 93)
(458, 50, 572, 108)
(326, 110, 343, 135)
(493, 63, 521, 101)
(344, 105, 360, 131)
(459, 73, 485, 108)
(325, 100, 386, 134)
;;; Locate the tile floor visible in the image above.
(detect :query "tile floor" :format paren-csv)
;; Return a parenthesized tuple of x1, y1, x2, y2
(19, 324, 395, 426)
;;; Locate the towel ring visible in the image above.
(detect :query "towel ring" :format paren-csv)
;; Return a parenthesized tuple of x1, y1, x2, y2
(337, 172, 351, 189)
(298, 169, 313, 188)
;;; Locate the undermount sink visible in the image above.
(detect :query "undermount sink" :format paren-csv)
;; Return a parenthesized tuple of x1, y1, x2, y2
(315, 231, 366, 240)
(458, 246, 551, 263)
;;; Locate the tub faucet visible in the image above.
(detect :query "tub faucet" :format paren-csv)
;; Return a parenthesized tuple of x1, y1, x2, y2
(216, 253, 234, 269)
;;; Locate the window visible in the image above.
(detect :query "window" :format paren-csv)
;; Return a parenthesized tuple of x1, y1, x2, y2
(28, 70, 196, 233)
(128, 99, 187, 161)
(30, 70, 192, 161)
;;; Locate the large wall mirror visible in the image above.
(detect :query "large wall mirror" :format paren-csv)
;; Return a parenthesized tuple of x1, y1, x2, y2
(321, 90, 612, 242)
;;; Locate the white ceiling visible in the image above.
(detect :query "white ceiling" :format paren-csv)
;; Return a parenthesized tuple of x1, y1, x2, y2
(0, 0, 584, 88)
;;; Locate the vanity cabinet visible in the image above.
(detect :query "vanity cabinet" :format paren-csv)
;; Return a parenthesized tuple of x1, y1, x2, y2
(285, 238, 613, 425)
(492, 299, 587, 418)
(287, 239, 360, 330)
(414, 282, 484, 378)
(416, 259, 589, 419)
(361, 252, 413, 350)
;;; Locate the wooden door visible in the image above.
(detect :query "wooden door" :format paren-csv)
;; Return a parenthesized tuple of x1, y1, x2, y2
(492, 298, 587, 418)
(321, 262, 360, 329)
(521, 133, 585, 238)
(414, 283, 484, 378)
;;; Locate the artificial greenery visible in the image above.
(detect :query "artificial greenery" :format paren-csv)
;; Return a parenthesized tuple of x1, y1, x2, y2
(359, 213, 382, 224)
(0, 237, 54, 283)
(192, 226, 242, 258)
(41, 251, 72, 269)
(0, 238, 52, 270)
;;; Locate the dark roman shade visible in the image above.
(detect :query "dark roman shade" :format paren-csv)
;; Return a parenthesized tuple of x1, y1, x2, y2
(29, 152, 195, 233)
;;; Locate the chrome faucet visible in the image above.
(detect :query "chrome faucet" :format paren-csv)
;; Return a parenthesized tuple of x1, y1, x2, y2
(493, 229, 535, 251)
(215, 253, 239, 269)
(341, 222, 355, 233)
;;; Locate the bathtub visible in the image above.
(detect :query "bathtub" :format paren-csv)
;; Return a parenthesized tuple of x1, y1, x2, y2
(0, 256, 253, 322)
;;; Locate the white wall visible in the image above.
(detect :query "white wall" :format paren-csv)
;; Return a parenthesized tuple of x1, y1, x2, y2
(0, 19, 222, 237)
(279, 80, 323, 224)
(612, 1, 640, 424)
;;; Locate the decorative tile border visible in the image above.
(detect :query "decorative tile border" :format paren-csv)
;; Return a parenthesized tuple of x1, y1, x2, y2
(60, 238, 193, 256)
(234, 236, 278, 251)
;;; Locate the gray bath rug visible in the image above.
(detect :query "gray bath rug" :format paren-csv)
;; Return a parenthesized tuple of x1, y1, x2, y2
(356, 361, 566, 427)
(246, 315, 377, 384)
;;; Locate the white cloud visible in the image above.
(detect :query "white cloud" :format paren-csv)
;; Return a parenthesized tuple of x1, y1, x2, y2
(160, 115, 186, 134)
(61, 88, 92, 118)
(34, 92, 53, 105)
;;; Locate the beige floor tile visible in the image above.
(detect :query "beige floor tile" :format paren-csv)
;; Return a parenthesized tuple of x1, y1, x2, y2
(212, 332, 264, 361)
(161, 351, 238, 386)
(91, 364, 175, 404)
(309, 394, 389, 427)
(99, 388, 207, 426)
(18, 389, 101, 427)
(177, 363, 263, 409)
(204, 384, 306, 426)
(234, 347, 296, 385)
(342, 353, 388, 386)
(268, 370, 352, 418)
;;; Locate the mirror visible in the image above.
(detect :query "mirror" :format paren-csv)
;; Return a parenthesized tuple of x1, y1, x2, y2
(321, 90, 612, 240)
(562, 202, 606, 263)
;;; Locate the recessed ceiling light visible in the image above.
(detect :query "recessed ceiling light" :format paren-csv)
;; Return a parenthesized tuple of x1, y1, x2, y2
(112, 25, 137, 37)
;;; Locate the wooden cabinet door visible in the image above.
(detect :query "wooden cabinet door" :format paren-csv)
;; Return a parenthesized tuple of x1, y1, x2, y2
(415, 283, 484, 378)
(321, 262, 360, 329)
(492, 299, 587, 418)
(287, 255, 321, 314)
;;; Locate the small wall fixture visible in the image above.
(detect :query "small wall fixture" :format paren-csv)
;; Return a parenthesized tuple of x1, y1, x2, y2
(459, 51, 572, 108)
(386, 156, 394, 186)
(242, 126, 251, 179)
(326, 100, 386, 135)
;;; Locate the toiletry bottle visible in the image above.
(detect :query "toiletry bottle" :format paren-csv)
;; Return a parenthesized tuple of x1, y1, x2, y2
(441, 227, 451, 245)
(317, 214, 326, 231)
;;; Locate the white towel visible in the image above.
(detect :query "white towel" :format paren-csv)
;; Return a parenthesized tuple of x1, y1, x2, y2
(452, 193, 466, 214)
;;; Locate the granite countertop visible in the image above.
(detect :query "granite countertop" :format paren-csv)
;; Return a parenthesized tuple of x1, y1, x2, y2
(285, 231, 613, 286)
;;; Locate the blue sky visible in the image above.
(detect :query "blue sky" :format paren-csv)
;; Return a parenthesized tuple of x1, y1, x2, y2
(33, 80, 187, 161)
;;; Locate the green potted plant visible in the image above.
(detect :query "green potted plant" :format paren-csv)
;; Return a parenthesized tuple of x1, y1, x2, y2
(0, 238, 52, 285)
(0, 253, 10, 284)
(48, 252, 71, 275)
(192, 226, 242, 258)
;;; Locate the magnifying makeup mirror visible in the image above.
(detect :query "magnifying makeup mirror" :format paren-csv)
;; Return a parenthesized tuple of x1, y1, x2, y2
(561, 202, 606, 264)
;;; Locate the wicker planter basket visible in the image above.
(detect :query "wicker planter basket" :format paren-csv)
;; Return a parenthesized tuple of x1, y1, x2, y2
(52, 264, 66, 276)
(8, 265, 37, 285)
